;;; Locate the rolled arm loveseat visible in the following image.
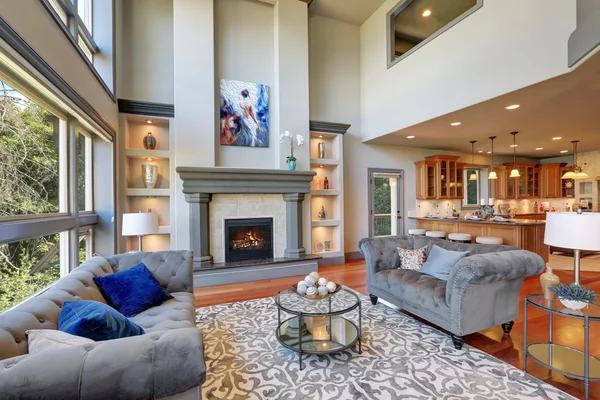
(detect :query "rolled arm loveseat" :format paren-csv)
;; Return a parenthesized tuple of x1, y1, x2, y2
(0, 250, 206, 400)
(359, 235, 544, 349)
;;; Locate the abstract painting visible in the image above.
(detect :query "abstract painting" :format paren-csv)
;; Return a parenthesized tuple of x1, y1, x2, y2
(220, 79, 269, 147)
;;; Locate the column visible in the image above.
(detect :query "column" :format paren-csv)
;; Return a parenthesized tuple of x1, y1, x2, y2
(283, 193, 306, 258)
(186, 193, 212, 268)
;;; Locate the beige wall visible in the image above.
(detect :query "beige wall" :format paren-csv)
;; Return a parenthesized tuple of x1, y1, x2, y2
(119, 0, 174, 104)
(1, 0, 117, 131)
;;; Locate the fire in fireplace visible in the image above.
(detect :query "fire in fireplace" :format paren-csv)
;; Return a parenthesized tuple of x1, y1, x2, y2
(225, 218, 274, 262)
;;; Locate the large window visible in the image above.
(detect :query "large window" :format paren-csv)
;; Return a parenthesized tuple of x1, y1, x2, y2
(46, 0, 98, 63)
(388, 0, 482, 68)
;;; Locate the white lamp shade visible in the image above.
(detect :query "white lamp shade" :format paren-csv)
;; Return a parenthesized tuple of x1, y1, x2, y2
(509, 169, 520, 178)
(544, 212, 600, 251)
(122, 212, 159, 236)
(561, 171, 576, 179)
(488, 171, 498, 180)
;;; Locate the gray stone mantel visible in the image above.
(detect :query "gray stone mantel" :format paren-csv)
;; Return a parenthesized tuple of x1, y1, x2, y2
(176, 167, 316, 268)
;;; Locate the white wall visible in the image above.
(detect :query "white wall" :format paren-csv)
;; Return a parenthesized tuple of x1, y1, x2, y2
(360, 0, 577, 142)
(0, 0, 117, 130)
(216, 0, 275, 168)
(119, 0, 174, 104)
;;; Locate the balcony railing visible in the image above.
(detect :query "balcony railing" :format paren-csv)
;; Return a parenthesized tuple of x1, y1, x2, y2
(374, 214, 392, 236)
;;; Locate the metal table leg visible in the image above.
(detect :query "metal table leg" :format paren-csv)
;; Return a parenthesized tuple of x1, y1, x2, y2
(523, 299, 528, 372)
(299, 312, 303, 370)
(584, 316, 590, 400)
(358, 297, 362, 354)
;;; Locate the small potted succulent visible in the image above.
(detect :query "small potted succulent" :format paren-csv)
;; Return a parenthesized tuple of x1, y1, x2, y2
(551, 283, 596, 310)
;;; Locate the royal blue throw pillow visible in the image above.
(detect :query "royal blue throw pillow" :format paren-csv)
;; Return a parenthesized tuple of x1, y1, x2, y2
(419, 245, 470, 281)
(58, 300, 144, 341)
(93, 263, 173, 317)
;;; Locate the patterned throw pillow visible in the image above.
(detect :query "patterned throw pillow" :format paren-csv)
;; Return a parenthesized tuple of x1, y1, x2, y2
(397, 246, 428, 270)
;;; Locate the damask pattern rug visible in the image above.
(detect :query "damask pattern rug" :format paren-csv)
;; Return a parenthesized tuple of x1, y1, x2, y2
(196, 293, 573, 400)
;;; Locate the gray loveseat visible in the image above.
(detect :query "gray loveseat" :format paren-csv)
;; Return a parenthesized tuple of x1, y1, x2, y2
(359, 235, 544, 349)
(0, 251, 206, 400)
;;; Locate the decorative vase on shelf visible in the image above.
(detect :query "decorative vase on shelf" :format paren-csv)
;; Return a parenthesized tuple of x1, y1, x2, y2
(324, 240, 331, 252)
(288, 161, 296, 171)
(318, 206, 327, 220)
(540, 266, 559, 300)
(142, 164, 158, 188)
(143, 132, 157, 150)
(318, 142, 325, 159)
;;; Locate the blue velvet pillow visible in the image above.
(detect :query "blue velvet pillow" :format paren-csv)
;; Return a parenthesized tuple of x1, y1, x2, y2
(419, 245, 470, 281)
(93, 263, 173, 317)
(58, 300, 144, 341)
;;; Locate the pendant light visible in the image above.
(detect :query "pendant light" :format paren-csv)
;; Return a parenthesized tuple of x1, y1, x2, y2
(509, 131, 521, 178)
(562, 140, 589, 179)
(488, 136, 498, 180)
(469, 140, 477, 181)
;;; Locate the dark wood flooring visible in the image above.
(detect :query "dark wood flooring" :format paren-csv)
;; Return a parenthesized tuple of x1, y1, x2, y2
(195, 260, 598, 399)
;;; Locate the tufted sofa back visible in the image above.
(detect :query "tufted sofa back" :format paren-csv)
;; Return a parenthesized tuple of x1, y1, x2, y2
(0, 250, 192, 362)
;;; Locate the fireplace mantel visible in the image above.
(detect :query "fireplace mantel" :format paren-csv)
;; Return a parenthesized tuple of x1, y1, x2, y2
(176, 167, 316, 194)
(176, 167, 316, 269)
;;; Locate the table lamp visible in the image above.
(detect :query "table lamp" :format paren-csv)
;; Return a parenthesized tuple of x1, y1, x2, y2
(122, 211, 159, 251)
(544, 211, 600, 284)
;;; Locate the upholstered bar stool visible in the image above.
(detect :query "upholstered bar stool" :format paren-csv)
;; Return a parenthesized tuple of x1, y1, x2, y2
(476, 236, 503, 245)
(425, 231, 446, 239)
(408, 229, 426, 236)
(448, 233, 472, 243)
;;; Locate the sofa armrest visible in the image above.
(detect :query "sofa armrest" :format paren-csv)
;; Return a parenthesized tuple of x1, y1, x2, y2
(107, 250, 194, 294)
(446, 250, 545, 305)
(0, 327, 206, 400)
(358, 236, 415, 283)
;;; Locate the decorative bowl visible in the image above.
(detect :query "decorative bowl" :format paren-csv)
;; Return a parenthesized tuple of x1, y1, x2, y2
(292, 283, 341, 300)
(559, 298, 589, 310)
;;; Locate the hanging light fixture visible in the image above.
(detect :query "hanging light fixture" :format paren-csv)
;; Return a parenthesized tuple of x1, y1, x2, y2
(509, 131, 521, 178)
(562, 140, 589, 179)
(469, 140, 478, 181)
(488, 136, 498, 180)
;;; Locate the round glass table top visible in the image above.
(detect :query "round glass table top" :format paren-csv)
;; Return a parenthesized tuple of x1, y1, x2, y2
(275, 287, 359, 316)
(526, 294, 600, 319)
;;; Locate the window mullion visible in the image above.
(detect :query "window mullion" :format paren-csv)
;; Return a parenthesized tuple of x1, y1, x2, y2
(67, 117, 80, 271)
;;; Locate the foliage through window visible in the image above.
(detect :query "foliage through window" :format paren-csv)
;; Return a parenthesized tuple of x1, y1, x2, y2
(465, 170, 479, 206)
(0, 81, 61, 216)
(374, 177, 392, 236)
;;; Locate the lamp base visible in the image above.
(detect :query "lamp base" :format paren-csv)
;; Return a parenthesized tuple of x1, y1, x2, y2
(573, 248, 581, 285)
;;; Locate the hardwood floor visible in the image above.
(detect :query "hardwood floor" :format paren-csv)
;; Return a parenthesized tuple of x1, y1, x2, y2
(194, 260, 600, 399)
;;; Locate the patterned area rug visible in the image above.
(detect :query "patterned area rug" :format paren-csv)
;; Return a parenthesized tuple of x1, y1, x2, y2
(196, 293, 574, 400)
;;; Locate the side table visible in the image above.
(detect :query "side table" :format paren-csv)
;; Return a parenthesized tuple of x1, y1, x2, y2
(523, 293, 600, 400)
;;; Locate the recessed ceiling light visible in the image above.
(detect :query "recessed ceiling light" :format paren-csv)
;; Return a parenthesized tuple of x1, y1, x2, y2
(552, 137, 562, 140)
(319, 165, 324, 168)
(478, 150, 483, 153)
(510, 144, 518, 148)
(145, 119, 153, 124)
(407, 135, 415, 139)
(560, 150, 568, 153)
(318, 135, 323, 138)
(505, 104, 520, 110)
(535, 147, 543, 150)
(487, 151, 492, 154)
(450, 122, 461, 126)
(422, 9, 431, 17)
(146, 157, 153, 161)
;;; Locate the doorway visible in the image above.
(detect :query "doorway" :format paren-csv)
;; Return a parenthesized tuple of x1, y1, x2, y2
(368, 168, 404, 237)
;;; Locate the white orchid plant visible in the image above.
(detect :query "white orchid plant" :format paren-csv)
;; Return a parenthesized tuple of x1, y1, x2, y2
(280, 130, 304, 163)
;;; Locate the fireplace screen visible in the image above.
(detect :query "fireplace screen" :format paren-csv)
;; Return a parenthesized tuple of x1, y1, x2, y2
(225, 218, 274, 262)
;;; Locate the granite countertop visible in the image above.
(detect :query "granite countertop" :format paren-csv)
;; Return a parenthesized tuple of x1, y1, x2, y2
(408, 216, 546, 226)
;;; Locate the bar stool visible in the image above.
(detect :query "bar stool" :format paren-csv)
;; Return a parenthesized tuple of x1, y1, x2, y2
(476, 236, 503, 245)
(408, 229, 426, 236)
(448, 233, 472, 243)
(425, 231, 446, 239)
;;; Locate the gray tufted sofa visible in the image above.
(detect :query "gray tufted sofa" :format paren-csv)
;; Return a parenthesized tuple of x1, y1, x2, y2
(359, 235, 544, 349)
(0, 250, 206, 400)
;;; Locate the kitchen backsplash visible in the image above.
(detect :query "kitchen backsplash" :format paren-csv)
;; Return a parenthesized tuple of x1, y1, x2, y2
(416, 198, 578, 217)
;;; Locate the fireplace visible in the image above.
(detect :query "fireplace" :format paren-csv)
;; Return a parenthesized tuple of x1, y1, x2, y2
(224, 218, 274, 262)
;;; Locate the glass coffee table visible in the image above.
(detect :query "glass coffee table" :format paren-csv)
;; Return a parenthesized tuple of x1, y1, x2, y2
(524, 294, 600, 400)
(275, 287, 362, 370)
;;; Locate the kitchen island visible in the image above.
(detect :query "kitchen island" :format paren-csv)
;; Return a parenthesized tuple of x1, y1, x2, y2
(409, 217, 548, 262)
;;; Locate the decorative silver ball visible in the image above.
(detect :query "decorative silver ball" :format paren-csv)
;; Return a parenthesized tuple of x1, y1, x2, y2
(297, 283, 308, 295)
(317, 277, 328, 286)
(304, 275, 316, 287)
(306, 286, 318, 296)
(326, 281, 337, 293)
(318, 285, 329, 296)
(309, 271, 320, 281)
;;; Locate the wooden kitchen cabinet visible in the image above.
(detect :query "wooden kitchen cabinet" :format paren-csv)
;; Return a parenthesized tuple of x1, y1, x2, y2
(540, 163, 565, 198)
(503, 162, 539, 199)
(491, 166, 508, 199)
(416, 155, 462, 200)
(560, 166, 575, 198)
(415, 160, 437, 200)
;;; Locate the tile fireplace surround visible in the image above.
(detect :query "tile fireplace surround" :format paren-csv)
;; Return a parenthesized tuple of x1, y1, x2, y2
(176, 167, 320, 286)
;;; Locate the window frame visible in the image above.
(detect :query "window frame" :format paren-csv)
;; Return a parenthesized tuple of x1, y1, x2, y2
(386, 0, 484, 69)
(463, 169, 481, 208)
(39, 0, 115, 101)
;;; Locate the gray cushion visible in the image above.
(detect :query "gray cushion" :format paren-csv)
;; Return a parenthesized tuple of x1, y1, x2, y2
(419, 245, 469, 281)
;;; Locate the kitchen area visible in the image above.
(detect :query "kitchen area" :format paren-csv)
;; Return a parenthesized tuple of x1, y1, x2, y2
(409, 154, 600, 262)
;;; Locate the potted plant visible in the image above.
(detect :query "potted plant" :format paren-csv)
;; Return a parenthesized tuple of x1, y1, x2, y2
(551, 283, 596, 310)
(280, 130, 304, 171)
